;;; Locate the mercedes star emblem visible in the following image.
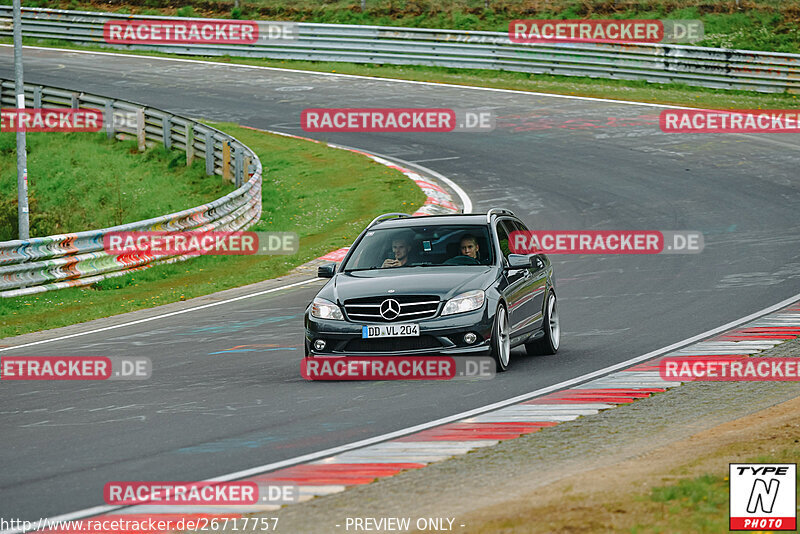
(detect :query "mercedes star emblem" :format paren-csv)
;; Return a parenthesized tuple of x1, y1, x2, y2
(379, 298, 401, 320)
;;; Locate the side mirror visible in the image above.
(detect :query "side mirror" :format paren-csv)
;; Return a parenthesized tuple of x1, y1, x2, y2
(506, 254, 531, 269)
(317, 263, 336, 278)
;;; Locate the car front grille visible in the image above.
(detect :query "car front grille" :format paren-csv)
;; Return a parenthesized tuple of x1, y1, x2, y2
(343, 335, 442, 353)
(344, 295, 440, 323)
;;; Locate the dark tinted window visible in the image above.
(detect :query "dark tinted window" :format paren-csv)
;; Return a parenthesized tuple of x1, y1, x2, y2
(342, 225, 494, 271)
(511, 219, 529, 233)
(496, 220, 513, 261)
(505, 220, 529, 255)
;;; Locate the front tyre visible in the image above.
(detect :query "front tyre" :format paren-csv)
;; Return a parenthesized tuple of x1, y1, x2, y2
(490, 304, 511, 372)
(525, 291, 560, 356)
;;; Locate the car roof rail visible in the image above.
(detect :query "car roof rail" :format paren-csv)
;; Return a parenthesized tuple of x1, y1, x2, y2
(486, 208, 517, 223)
(367, 212, 412, 228)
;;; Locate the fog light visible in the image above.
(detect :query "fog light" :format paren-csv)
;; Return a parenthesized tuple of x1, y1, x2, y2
(463, 332, 477, 345)
(313, 339, 326, 351)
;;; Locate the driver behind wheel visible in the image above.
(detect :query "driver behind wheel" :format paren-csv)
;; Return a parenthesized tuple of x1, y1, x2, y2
(381, 236, 412, 268)
(460, 234, 480, 261)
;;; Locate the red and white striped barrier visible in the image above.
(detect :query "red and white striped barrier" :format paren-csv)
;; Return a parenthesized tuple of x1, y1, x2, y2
(65, 302, 800, 526)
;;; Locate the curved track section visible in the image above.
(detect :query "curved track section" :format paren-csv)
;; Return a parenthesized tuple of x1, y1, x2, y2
(0, 47, 799, 521)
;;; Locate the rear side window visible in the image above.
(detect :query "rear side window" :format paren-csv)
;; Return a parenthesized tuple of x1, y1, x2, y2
(506, 220, 528, 254)
(511, 220, 530, 233)
(496, 220, 514, 261)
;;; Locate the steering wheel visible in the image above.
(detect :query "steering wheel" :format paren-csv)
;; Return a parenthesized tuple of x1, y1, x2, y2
(442, 255, 481, 266)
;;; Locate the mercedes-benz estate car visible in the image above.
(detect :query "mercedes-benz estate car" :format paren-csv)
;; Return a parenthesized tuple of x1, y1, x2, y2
(304, 209, 559, 371)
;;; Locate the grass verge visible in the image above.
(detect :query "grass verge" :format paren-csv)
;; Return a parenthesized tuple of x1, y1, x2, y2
(11, 0, 800, 53)
(0, 123, 425, 339)
(0, 132, 233, 240)
(7, 37, 800, 111)
(464, 395, 800, 534)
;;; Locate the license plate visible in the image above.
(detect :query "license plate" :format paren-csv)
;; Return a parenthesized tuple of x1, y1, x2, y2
(362, 324, 420, 338)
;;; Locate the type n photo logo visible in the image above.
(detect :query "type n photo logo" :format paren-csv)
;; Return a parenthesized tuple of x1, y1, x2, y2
(729, 463, 797, 531)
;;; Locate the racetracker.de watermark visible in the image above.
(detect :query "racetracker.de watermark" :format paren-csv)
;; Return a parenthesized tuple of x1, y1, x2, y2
(660, 357, 800, 381)
(0, 357, 151, 380)
(509, 230, 704, 254)
(103, 231, 299, 256)
(301, 108, 495, 132)
(104, 481, 298, 505)
(1, 109, 149, 133)
(1, 109, 103, 132)
(103, 19, 296, 44)
(660, 109, 800, 133)
(301, 356, 495, 381)
(509, 19, 703, 44)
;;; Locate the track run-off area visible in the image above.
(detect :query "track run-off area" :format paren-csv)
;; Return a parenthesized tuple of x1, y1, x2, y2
(1, 45, 799, 524)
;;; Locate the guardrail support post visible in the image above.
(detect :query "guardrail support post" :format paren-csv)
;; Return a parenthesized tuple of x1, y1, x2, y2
(33, 86, 41, 109)
(205, 132, 215, 176)
(235, 146, 244, 188)
(243, 155, 251, 183)
(71, 92, 79, 109)
(162, 116, 172, 150)
(222, 139, 232, 182)
(136, 108, 146, 151)
(186, 124, 194, 166)
(105, 102, 114, 139)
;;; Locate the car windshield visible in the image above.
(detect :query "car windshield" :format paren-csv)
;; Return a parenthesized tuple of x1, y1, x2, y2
(342, 225, 494, 271)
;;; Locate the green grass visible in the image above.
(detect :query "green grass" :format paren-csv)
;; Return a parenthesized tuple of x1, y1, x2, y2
(19, 0, 800, 53)
(0, 122, 426, 339)
(643, 475, 730, 533)
(0, 132, 233, 240)
(630, 446, 800, 533)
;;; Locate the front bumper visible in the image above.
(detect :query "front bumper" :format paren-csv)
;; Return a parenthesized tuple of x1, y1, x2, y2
(305, 307, 493, 357)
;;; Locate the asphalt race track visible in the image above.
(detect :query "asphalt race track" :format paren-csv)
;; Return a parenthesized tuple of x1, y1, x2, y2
(1, 47, 799, 521)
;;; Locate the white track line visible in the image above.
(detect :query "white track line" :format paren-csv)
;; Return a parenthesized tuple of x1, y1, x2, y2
(0, 278, 321, 353)
(0, 42, 797, 532)
(6, 291, 797, 534)
(330, 147, 473, 214)
(0, 44, 697, 111)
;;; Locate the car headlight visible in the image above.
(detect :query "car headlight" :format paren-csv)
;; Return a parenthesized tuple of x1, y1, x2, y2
(442, 290, 485, 316)
(310, 297, 344, 321)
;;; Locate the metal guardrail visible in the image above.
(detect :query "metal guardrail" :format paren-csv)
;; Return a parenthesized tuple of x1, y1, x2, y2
(0, 79, 262, 298)
(0, 7, 799, 93)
